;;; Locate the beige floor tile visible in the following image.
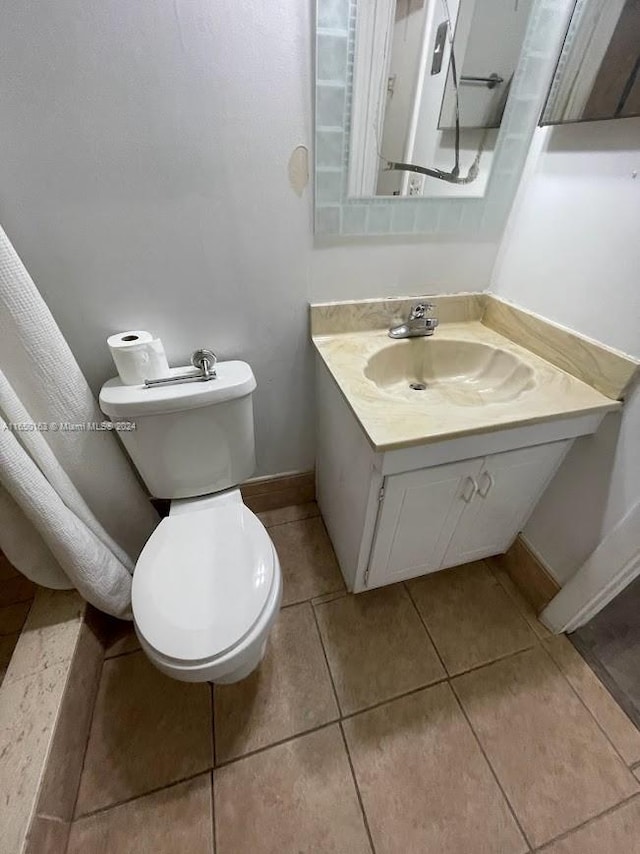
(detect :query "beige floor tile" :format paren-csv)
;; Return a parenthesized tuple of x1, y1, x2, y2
(407, 561, 537, 675)
(68, 774, 213, 854)
(269, 517, 344, 606)
(544, 635, 640, 765)
(25, 816, 69, 854)
(214, 603, 338, 762)
(539, 795, 640, 853)
(453, 647, 638, 848)
(343, 683, 527, 854)
(257, 501, 319, 528)
(215, 725, 371, 854)
(315, 584, 445, 714)
(75, 651, 212, 815)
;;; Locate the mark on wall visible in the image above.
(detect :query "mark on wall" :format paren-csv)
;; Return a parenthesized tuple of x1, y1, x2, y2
(288, 145, 309, 196)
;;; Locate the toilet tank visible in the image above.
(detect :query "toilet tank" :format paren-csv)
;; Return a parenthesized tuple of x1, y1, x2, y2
(99, 361, 257, 499)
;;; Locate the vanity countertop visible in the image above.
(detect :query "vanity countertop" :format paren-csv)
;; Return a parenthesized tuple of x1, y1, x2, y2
(312, 319, 626, 452)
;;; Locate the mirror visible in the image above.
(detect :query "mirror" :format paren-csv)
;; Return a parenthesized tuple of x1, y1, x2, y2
(542, 0, 640, 125)
(350, 0, 535, 199)
(314, 0, 574, 237)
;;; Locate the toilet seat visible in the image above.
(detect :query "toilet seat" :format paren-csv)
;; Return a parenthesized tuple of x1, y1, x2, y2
(132, 502, 276, 665)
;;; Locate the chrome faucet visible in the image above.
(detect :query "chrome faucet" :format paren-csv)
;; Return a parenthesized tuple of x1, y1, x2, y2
(388, 303, 439, 339)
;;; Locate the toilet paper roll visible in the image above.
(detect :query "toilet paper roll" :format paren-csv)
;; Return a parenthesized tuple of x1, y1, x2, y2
(107, 330, 170, 385)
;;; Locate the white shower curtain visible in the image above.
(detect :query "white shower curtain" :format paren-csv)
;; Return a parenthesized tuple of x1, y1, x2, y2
(0, 225, 158, 618)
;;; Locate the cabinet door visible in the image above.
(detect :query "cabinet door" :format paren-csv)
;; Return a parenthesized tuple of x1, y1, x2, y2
(442, 441, 570, 569)
(367, 458, 484, 588)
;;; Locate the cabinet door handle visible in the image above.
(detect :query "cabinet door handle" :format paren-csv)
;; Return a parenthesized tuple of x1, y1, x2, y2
(479, 471, 494, 498)
(462, 476, 478, 503)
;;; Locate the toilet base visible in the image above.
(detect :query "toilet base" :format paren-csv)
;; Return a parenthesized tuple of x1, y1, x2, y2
(213, 639, 268, 684)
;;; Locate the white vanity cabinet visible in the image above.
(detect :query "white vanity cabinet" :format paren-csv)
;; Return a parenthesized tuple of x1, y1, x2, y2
(366, 442, 569, 589)
(315, 359, 607, 594)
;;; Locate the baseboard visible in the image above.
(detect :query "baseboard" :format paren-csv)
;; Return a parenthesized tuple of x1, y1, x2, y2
(241, 470, 315, 513)
(491, 535, 561, 614)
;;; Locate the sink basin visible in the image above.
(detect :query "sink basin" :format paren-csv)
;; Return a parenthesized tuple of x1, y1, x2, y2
(364, 339, 535, 405)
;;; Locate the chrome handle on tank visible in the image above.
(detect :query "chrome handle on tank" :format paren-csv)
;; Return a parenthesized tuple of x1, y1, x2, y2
(144, 348, 218, 388)
(191, 348, 217, 379)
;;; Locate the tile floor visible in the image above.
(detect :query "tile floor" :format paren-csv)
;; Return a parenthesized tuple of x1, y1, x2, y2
(572, 573, 640, 728)
(0, 552, 36, 686)
(66, 504, 640, 853)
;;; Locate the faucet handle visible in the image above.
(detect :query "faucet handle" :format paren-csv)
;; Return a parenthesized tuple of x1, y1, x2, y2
(409, 302, 435, 319)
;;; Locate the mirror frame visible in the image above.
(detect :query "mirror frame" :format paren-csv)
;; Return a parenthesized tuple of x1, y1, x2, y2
(541, 0, 640, 127)
(314, 0, 574, 238)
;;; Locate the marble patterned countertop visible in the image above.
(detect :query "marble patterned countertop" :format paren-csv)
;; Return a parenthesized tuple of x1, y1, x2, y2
(310, 295, 638, 452)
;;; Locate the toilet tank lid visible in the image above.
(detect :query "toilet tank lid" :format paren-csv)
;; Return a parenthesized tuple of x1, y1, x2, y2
(99, 361, 256, 417)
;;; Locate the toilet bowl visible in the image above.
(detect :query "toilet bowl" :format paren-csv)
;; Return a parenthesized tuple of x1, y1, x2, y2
(99, 359, 283, 684)
(132, 488, 282, 683)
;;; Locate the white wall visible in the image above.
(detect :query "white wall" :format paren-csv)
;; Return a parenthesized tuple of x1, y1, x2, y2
(0, 0, 498, 478)
(491, 117, 640, 583)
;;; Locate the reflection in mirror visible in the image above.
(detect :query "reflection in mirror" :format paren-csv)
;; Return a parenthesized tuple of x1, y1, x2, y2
(348, 0, 534, 199)
(314, 0, 574, 237)
(542, 0, 640, 125)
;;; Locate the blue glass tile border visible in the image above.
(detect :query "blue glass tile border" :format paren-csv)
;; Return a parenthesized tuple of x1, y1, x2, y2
(314, 0, 574, 238)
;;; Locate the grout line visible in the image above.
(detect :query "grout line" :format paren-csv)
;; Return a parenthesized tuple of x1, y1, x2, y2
(210, 681, 216, 767)
(279, 587, 346, 612)
(538, 641, 638, 772)
(449, 679, 534, 852)
(70, 645, 107, 823)
(310, 601, 344, 717)
(210, 768, 216, 854)
(448, 642, 539, 681)
(338, 721, 377, 854)
(214, 720, 338, 770)
(259, 512, 320, 530)
(339, 678, 449, 723)
(103, 645, 142, 662)
(311, 590, 349, 607)
(403, 582, 449, 675)
(72, 769, 213, 822)
(532, 790, 640, 852)
(487, 561, 549, 642)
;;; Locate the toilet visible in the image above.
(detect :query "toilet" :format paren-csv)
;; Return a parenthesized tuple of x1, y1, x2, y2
(99, 361, 282, 684)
